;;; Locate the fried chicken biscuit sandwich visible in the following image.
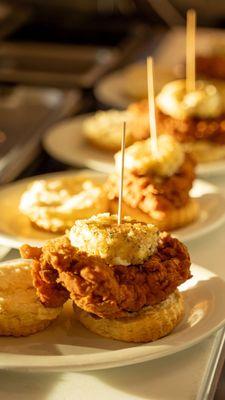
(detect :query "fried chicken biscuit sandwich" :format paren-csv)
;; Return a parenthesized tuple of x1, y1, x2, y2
(156, 79, 225, 163)
(106, 135, 199, 231)
(20, 213, 191, 343)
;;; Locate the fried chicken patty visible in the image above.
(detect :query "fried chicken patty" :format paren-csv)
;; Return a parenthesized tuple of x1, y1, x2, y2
(157, 108, 225, 144)
(20, 233, 191, 319)
(106, 154, 195, 213)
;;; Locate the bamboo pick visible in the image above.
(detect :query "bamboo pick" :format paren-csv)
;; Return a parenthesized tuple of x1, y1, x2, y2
(117, 121, 126, 225)
(147, 56, 158, 155)
(186, 9, 196, 93)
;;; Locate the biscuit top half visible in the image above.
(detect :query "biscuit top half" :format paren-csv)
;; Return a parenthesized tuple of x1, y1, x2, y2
(115, 134, 184, 177)
(69, 213, 159, 266)
(156, 79, 223, 119)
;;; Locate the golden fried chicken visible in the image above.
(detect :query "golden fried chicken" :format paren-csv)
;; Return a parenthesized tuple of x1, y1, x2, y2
(157, 108, 225, 144)
(196, 55, 225, 81)
(106, 154, 195, 213)
(20, 233, 191, 319)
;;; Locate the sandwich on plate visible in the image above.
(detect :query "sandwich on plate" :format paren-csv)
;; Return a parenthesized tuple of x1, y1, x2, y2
(156, 79, 225, 163)
(106, 134, 199, 231)
(21, 213, 191, 343)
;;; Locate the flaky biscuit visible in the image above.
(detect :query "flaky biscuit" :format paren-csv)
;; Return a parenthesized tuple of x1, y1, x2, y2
(0, 260, 62, 337)
(115, 135, 185, 177)
(69, 213, 159, 266)
(73, 290, 184, 343)
(85, 135, 124, 152)
(109, 198, 199, 231)
(83, 109, 148, 153)
(83, 110, 136, 153)
(20, 178, 109, 234)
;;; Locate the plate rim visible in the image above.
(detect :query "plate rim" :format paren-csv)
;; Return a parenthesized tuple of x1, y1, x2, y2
(94, 69, 130, 109)
(43, 113, 115, 174)
(0, 261, 224, 372)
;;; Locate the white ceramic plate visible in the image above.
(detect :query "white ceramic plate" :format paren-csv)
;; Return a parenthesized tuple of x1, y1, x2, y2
(94, 64, 174, 109)
(173, 179, 225, 242)
(154, 27, 225, 73)
(0, 260, 224, 372)
(43, 114, 114, 174)
(196, 160, 225, 177)
(0, 170, 224, 248)
(94, 70, 131, 109)
(43, 114, 225, 177)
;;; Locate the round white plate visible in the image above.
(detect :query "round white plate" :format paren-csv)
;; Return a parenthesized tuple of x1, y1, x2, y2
(94, 63, 175, 109)
(43, 114, 114, 174)
(43, 114, 225, 177)
(173, 179, 225, 242)
(197, 160, 225, 177)
(0, 260, 224, 372)
(0, 170, 224, 248)
(95, 70, 134, 109)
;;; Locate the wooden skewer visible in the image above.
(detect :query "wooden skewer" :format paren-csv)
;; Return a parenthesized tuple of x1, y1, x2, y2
(147, 56, 158, 155)
(117, 121, 126, 225)
(186, 9, 196, 93)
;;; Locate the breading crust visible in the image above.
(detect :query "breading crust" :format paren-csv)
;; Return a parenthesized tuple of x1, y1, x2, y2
(157, 108, 225, 144)
(20, 233, 191, 319)
(106, 154, 195, 213)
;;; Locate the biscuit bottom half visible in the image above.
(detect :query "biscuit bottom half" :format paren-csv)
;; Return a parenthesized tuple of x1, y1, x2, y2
(109, 198, 199, 231)
(0, 261, 62, 337)
(73, 290, 184, 343)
